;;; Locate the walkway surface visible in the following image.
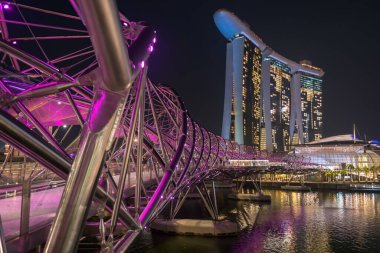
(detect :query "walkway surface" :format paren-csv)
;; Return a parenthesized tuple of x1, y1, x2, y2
(0, 186, 63, 239)
(0, 171, 157, 241)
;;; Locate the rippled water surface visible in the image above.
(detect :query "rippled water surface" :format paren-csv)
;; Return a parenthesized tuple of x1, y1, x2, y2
(129, 190, 380, 253)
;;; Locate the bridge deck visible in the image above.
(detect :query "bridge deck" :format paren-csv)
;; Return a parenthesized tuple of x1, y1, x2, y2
(0, 171, 156, 242)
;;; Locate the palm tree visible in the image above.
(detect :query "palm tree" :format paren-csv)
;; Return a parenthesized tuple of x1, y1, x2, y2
(334, 170, 340, 182)
(355, 166, 361, 182)
(363, 166, 369, 182)
(340, 168, 347, 182)
(347, 164, 355, 182)
(374, 165, 380, 182)
(371, 166, 377, 182)
(325, 170, 333, 182)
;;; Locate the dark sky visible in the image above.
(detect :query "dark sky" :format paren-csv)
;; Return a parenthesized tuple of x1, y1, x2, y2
(117, 0, 380, 141)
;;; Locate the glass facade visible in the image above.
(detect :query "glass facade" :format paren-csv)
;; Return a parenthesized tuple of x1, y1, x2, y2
(228, 38, 262, 147)
(223, 38, 323, 152)
(300, 72, 323, 142)
(218, 9, 325, 153)
(268, 58, 292, 152)
(294, 145, 380, 169)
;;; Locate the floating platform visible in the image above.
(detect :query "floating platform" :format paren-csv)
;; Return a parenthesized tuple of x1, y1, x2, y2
(281, 185, 311, 191)
(227, 193, 271, 202)
(349, 184, 380, 192)
(150, 218, 240, 236)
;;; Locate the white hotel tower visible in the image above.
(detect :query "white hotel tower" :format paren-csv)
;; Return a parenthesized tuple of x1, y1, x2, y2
(214, 9, 325, 153)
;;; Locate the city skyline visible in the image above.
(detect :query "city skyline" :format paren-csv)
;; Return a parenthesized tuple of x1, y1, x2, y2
(118, 0, 380, 141)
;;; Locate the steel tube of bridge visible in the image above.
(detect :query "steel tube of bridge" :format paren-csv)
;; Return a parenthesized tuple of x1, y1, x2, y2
(0, 39, 92, 100)
(146, 82, 169, 165)
(0, 39, 73, 81)
(20, 160, 31, 236)
(43, 0, 132, 252)
(0, 215, 7, 253)
(139, 109, 187, 227)
(0, 107, 139, 231)
(176, 116, 196, 185)
(109, 68, 147, 236)
(0, 6, 20, 71)
(135, 70, 146, 215)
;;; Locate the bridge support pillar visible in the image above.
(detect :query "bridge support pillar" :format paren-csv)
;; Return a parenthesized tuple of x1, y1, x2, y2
(168, 180, 221, 221)
(43, 1, 133, 252)
(229, 174, 271, 202)
(20, 157, 31, 236)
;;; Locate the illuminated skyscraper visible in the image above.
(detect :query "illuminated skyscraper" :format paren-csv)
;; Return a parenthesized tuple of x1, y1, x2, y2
(300, 60, 323, 143)
(267, 58, 292, 151)
(221, 36, 262, 147)
(215, 9, 324, 152)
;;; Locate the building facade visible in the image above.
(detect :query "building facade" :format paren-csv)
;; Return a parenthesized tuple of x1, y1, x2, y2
(222, 37, 262, 146)
(215, 9, 324, 152)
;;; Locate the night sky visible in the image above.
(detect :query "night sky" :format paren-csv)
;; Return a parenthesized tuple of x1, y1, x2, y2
(11, 0, 380, 141)
(118, 0, 380, 141)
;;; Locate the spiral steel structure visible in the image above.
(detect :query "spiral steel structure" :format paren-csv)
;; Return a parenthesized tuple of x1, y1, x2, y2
(0, 1, 254, 251)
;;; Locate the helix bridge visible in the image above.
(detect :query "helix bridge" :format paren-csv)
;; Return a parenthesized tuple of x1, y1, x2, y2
(0, 1, 261, 252)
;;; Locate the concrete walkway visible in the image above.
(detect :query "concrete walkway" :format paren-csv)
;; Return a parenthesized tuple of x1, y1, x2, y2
(0, 186, 63, 240)
(0, 170, 161, 241)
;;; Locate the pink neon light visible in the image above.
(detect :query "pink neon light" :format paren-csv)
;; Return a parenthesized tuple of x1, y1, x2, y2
(140, 61, 145, 68)
(149, 45, 154, 52)
(123, 22, 128, 27)
(153, 37, 157, 44)
(3, 4, 9, 9)
(12, 41, 17, 45)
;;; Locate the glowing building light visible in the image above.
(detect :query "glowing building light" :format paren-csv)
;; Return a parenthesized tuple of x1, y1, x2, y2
(63, 125, 67, 128)
(140, 61, 145, 68)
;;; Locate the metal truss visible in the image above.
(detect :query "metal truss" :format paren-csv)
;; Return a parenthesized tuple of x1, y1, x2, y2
(0, 1, 254, 252)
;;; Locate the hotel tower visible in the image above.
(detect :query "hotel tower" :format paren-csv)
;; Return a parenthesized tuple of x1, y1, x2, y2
(214, 9, 324, 152)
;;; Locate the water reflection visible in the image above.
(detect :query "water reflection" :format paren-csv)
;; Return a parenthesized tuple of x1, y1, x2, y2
(129, 190, 380, 253)
(233, 190, 380, 253)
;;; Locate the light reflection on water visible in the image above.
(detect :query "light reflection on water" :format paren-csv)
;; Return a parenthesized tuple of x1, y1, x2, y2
(129, 190, 380, 253)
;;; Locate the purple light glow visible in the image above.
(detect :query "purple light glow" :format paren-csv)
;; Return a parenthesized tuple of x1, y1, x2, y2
(3, 4, 9, 9)
(123, 22, 128, 27)
(12, 41, 17, 45)
(140, 61, 145, 68)
(153, 37, 157, 44)
(7, 84, 24, 91)
(149, 45, 154, 52)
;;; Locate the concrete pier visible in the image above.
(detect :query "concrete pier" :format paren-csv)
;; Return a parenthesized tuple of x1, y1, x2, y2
(205, 181, 235, 188)
(150, 219, 240, 236)
(228, 193, 271, 202)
